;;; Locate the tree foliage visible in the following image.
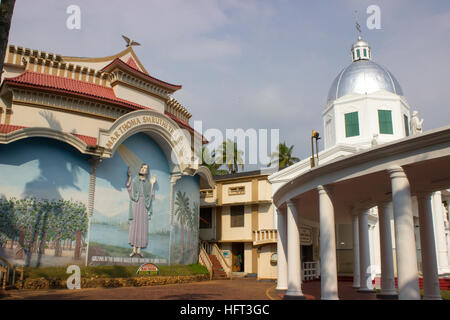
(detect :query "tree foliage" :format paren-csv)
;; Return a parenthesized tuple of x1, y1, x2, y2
(0, 197, 88, 249)
(267, 142, 300, 169)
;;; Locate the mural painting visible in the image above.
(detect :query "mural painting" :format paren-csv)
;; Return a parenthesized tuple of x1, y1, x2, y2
(0, 138, 90, 267)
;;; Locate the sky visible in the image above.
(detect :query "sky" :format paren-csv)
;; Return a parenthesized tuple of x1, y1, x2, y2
(7, 0, 450, 170)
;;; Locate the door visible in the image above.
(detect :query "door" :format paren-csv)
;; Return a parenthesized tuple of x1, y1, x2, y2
(232, 242, 244, 272)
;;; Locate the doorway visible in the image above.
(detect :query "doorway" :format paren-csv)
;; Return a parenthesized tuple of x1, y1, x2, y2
(301, 245, 313, 263)
(232, 242, 244, 272)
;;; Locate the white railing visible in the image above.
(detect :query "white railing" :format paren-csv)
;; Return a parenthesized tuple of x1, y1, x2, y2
(211, 243, 233, 280)
(302, 261, 320, 281)
(198, 242, 213, 280)
(253, 229, 277, 245)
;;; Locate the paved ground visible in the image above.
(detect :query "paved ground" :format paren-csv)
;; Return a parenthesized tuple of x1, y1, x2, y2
(0, 278, 378, 300)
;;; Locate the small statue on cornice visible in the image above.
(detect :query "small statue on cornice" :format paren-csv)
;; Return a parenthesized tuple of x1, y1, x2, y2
(371, 133, 379, 147)
(410, 110, 424, 135)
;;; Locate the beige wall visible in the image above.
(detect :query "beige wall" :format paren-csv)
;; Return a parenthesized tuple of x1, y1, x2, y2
(258, 203, 274, 230)
(244, 242, 253, 273)
(220, 205, 252, 242)
(257, 244, 277, 279)
(257, 179, 272, 201)
(221, 181, 253, 204)
(7, 103, 113, 137)
(112, 83, 165, 113)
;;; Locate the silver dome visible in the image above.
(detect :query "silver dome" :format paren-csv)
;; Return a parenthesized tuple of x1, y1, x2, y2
(327, 59, 404, 103)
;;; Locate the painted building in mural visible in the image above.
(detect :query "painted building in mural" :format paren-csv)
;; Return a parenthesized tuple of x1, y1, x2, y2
(0, 43, 214, 268)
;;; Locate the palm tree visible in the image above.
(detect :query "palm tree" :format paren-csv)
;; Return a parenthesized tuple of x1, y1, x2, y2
(267, 142, 300, 169)
(174, 191, 190, 262)
(0, 0, 16, 79)
(197, 146, 228, 176)
(215, 139, 244, 174)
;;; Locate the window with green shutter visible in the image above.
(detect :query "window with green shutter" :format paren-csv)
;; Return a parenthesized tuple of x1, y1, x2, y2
(345, 112, 360, 137)
(378, 110, 393, 134)
(404, 114, 410, 136)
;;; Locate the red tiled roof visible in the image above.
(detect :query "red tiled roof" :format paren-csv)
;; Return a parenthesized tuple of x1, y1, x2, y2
(101, 58, 182, 92)
(125, 57, 140, 71)
(0, 124, 97, 147)
(165, 111, 208, 144)
(0, 124, 26, 134)
(2, 71, 149, 111)
(72, 133, 97, 146)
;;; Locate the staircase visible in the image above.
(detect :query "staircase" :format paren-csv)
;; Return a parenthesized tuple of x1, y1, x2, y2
(209, 254, 228, 280)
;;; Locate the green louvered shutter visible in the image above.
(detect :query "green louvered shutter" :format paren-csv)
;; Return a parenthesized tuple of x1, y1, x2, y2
(345, 112, 359, 137)
(378, 110, 393, 134)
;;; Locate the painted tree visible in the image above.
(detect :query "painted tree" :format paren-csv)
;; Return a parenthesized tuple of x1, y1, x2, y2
(174, 191, 190, 263)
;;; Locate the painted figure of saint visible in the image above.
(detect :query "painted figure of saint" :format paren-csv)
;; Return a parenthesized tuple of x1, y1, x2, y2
(126, 163, 157, 257)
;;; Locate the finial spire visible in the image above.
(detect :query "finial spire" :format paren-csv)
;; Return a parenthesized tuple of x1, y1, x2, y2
(354, 10, 361, 39)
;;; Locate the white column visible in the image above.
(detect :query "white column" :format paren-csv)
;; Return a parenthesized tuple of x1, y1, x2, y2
(387, 166, 420, 300)
(377, 202, 397, 297)
(352, 213, 360, 288)
(276, 207, 288, 291)
(417, 193, 442, 300)
(318, 185, 338, 300)
(169, 173, 182, 265)
(432, 191, 450, 274)
(358, 210, 373, 292)
(85, 157, 102, 267)
(285, 200, 304, 298)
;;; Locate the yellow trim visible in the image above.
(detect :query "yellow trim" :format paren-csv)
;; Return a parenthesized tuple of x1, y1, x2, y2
(62, 47, 149, 75)
(212, 200, 272, 207)
(215, 175, 268, 184)
(13, 100, 117, 122)
(7, 47, 14, 64)
(5, 108, 12, 125)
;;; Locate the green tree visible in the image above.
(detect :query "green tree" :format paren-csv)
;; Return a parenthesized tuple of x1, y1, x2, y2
(0, 0, 16, 78)
(215, 139, 244, 174)
(197, 146, 228, 176)
(267, 142, 300, 169)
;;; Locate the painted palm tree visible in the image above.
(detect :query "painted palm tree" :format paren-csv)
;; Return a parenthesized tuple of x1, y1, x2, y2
(0, 0, 16, 78)
(174, 191, 190, 263)
(267, 142, 300, 169)
(197, 146, 228, 176)
(215, 139, 245, 174)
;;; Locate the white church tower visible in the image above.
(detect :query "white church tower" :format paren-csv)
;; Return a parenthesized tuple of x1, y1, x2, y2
(323, 35, 411, 150)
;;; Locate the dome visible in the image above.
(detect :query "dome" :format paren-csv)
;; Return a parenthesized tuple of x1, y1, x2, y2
(327, 59, 404, 104)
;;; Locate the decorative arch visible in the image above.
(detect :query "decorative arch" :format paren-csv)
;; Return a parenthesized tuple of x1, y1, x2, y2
(0, 127, 97, 155)
(98, 109, 196, 174)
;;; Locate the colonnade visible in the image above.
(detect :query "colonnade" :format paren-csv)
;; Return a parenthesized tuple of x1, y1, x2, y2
(276, 165, 445, 300)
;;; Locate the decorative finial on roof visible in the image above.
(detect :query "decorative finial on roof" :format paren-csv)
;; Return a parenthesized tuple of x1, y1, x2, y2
(354, 10, 362, 39)
(121, 35, 141, 48)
